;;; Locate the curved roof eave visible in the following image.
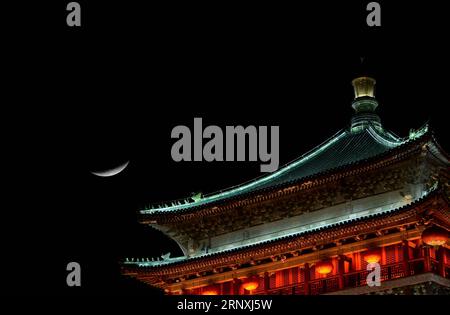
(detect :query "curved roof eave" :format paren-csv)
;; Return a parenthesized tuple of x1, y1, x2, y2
(126, 185, 442, 269)
(140, 125, 425, 215)
(140, 129, 347, 214)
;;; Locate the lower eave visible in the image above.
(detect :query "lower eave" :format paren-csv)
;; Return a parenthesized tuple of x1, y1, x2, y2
(123, 188, 449, 281)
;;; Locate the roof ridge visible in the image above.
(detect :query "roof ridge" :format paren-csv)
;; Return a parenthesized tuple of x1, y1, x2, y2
(204, 129, 347, 198)
(141, 129, 347, 212)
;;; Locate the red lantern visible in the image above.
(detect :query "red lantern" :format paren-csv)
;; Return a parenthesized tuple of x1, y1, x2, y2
(315, 261, 333, 274)
(241, 276, 259, 291)
(364, 248, 381, 264)
(422, 225, 448, 246)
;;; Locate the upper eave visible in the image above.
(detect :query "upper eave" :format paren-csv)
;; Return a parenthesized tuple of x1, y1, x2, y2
(140, 128, 448, 224)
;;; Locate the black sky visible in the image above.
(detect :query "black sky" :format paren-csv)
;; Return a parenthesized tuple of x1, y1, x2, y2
(2, 1, 449, 295)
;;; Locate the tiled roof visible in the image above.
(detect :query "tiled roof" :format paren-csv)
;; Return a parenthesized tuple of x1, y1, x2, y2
(141, 124, 429, 215)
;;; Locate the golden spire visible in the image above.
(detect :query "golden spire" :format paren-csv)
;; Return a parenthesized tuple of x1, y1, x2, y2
(351, 76, 376, 99)
(350, 76, 381, 132)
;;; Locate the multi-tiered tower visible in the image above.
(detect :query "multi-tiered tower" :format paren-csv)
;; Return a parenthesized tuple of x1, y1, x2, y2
(123, 77, 450, 295)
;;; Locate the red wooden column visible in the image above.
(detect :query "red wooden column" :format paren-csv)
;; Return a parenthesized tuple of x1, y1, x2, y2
(338, 255, 345, 290)
(402, 240, 410, 276)
(232, 278, 241, 295)
(303, 263, 310, 295)
(437, 246, 446, 277)
(423, 245, 431, 273)
(264, 272, 270, 293)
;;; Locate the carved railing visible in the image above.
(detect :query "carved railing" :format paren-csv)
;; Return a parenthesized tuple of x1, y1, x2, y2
(260, 258, 449, 295)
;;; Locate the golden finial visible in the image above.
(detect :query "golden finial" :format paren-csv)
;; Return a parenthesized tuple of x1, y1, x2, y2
(352, 76, 376, 99)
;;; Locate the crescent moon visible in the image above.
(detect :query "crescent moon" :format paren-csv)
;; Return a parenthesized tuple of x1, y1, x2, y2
(91, 161, 130, 177)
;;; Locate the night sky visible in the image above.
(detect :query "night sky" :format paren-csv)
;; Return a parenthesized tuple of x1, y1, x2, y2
(2, 1, 449, 295)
